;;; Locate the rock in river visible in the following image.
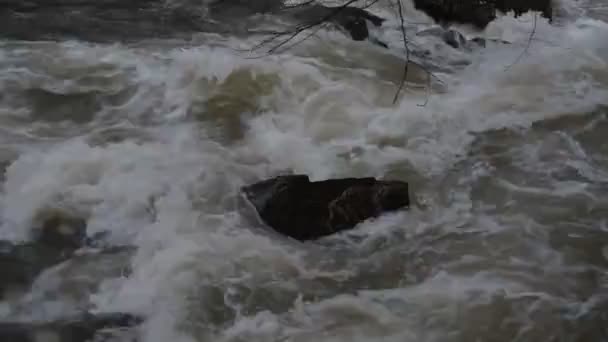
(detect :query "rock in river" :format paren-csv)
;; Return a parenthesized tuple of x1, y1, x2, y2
(412, 0, 553, 29)
(0, 209, 88, 299)
(0, 312, 142, 342)
(31, 209, 88, 251)
(417, 26, 468, 49)
(242, 175, 409, 241)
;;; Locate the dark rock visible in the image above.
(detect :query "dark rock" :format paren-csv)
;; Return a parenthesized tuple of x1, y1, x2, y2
(242, 175, 409, 241)
(0, 210, 88, 299)
(412, 0, 552, 29)
(32, 209, 87, 251)
(417, 26, 468, 49)
(332, 5, 386, 30)
(339, 13, 369, 41)
(495, 0, 553, 20)
(470, 36, 487, 48)
(0, 312, 142, 342)
(443, 29, 467, 49)
(412, 0, 497, 29)
(333, 7, 388, 48)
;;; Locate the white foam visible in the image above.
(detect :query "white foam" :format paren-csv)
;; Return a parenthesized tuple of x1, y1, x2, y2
(1, 0, 607, 340)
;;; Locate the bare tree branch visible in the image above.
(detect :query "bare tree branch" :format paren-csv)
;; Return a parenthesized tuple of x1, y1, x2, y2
(282, 0, 318, 9)
(505, 12, 538, 71)
(234, 0, 441, 104)
(392, 0, 409, 104)
(244, 23, 331, 59)
(248, 0, 388, 54)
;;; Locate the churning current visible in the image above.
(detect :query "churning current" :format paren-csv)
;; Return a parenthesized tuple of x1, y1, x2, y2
(0, 0, 608, 341)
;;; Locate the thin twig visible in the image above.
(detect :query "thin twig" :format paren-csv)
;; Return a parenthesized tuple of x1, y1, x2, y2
(262, 0, 362, 52)
(251, 0, 386, 54)
(282, 0, 318, 9)
(239, 0, 384, 58)
(392, 0, 409, 104)
(273, 23, 330, 54)
(243, 23, 330, 59)
(504, 13, 538, 71)
(229, 0, 441, 104)
(360, 0, 381, 10)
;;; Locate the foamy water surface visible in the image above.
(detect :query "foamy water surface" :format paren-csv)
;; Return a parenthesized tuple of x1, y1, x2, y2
(1, 1, 608, 341)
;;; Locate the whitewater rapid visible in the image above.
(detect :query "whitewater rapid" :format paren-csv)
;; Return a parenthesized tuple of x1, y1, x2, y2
(1, 1, 608, 341)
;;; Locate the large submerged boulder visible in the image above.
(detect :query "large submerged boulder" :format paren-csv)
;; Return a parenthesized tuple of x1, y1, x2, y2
(242, 175, 409, 241)
(0, 209, 88, 299)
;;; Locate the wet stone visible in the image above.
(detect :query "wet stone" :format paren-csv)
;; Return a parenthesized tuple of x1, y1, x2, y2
(417, 26, 468, 49)
(242, 175, 410, 241)
(443, 29, 467, 49)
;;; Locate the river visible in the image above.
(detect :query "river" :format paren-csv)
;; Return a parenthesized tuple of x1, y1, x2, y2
(0, 0, 607, 341)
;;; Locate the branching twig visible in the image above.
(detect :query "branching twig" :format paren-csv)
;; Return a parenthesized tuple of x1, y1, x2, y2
(504, 13, 538, 71)
(250, 0, 388, 54)
(243, 23, 330, 59)
(259, 0, 362, 52)
(232, 0, 440, 105)
(237, 0, 379, 57)
(273, 22, 330, 53)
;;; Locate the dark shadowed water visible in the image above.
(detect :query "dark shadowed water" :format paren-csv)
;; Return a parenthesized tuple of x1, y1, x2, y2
(0, 1, 608, 341)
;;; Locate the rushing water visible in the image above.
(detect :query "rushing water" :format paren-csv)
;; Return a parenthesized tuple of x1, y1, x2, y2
(1, 0, 608, 341)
